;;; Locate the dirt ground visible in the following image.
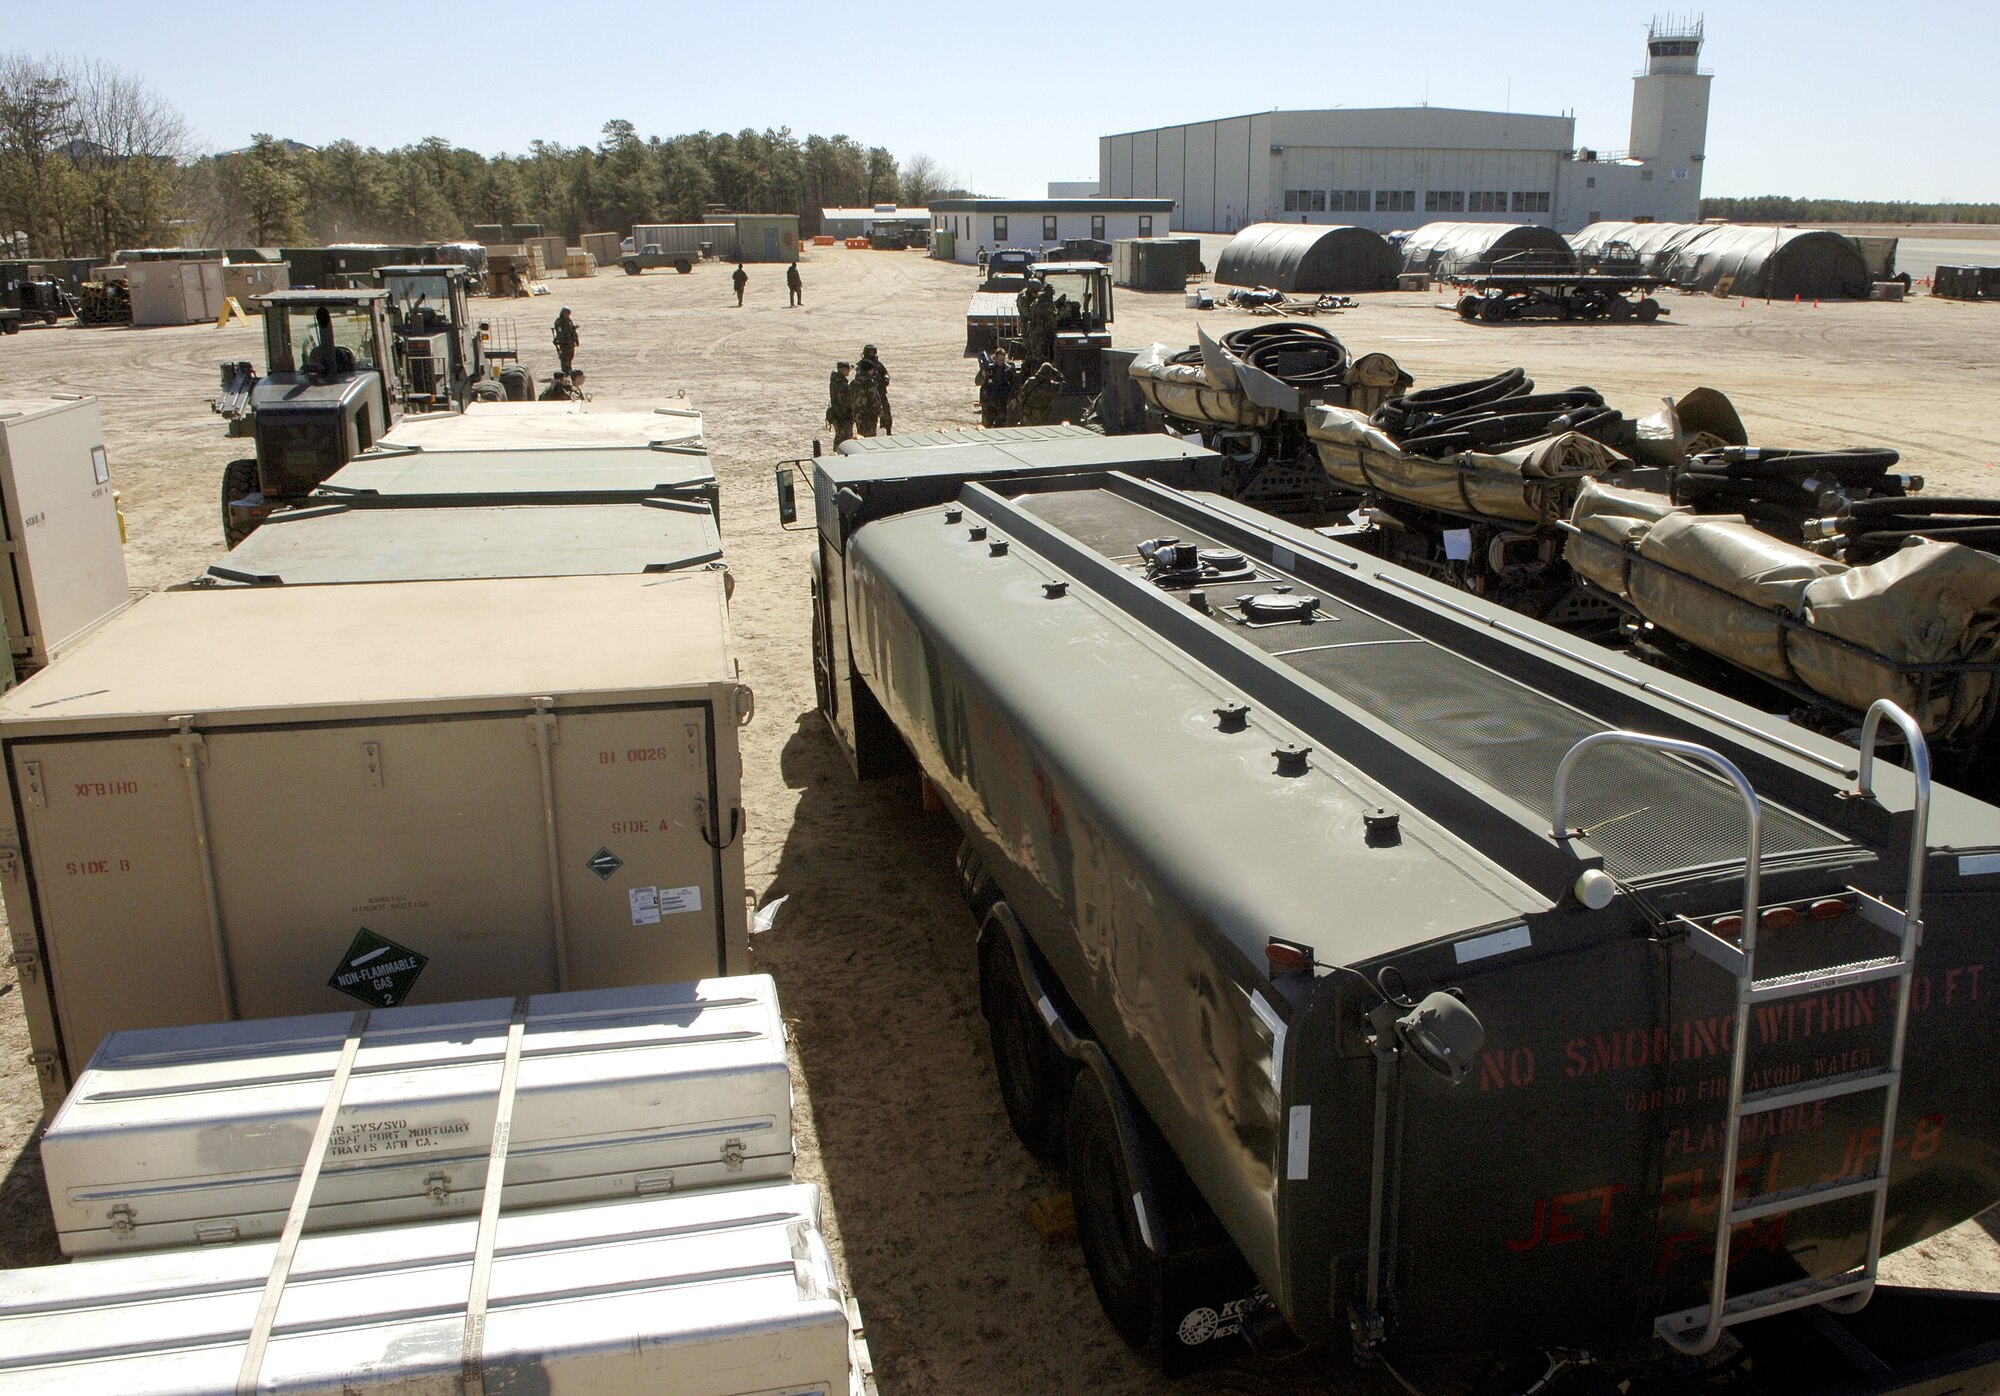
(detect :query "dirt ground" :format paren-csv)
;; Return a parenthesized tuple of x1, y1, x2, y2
(0, 248, 1996, 1393)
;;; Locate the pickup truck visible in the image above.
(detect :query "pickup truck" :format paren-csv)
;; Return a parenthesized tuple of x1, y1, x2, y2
(620, 242, 702, 275)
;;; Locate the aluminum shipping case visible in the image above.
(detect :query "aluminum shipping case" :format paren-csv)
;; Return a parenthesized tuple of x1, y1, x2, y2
(44, 977, 791, 1255)
(0, 396, 130, 681)
(0, 1182, 871, 1395)
(194, 499, 723, 587)
(0, 572, 751, 1112)
(333, 401, 719, 518)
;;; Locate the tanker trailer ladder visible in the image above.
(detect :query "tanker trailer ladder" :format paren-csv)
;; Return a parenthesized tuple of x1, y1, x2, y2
(1549, 706, 1931, 1359)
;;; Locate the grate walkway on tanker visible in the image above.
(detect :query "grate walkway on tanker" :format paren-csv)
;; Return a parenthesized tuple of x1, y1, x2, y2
(1017, 488, 1843, 883)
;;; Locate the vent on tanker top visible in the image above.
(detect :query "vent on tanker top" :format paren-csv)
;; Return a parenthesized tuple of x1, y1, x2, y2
(1139, 536, 1258, 588)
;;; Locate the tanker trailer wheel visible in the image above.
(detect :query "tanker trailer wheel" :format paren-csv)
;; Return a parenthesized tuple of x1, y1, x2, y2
(1608, 296, 1634, 323)
(1068, 1065, 1165, 1351)
(220, 459, 260, 548)
(979, 915, 1072, 1161)
(1635, 296, 1661, 323)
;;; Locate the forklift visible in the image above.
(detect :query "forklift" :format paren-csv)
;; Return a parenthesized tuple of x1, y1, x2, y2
(375, 264, 494, 412)
(212, 289, 402, 546)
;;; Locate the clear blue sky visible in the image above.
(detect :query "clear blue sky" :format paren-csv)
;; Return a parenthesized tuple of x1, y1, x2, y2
(43, 0, 2000, 204)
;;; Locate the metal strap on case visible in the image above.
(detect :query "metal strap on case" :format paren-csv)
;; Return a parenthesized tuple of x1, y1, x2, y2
(235, 1009, 371, 1395)
(460, 995, 532, 1396)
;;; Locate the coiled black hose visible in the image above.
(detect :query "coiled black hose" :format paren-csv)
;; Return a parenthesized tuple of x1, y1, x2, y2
(1683, 446, 1903, 489)
(1396, 390, 1618, 458)
(1817, 496, 2000, 563)
(1372, 367, 1531, 436)
(1220, 322, 1350, 389)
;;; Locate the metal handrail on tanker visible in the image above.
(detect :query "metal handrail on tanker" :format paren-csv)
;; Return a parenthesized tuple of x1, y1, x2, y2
(1825, 700, 1933, 1317)
(1551, 730, 1763, 1358)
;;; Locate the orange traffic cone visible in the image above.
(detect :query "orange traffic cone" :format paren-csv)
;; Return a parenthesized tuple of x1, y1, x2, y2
(1814, 299, 1820, 309)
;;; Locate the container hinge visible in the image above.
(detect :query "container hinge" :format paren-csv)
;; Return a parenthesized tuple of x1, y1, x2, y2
(21, 761, 45, 809)
(0, 848, 18, 880)
(425, 1172, 451, 1205)
(734, 684, 755, 727)
(721, 1138, 746, 1172)
(107, 1204, 136, 1236)
(167, 718, 208, 768)
(26, 1049, 55, 1082)
(634, 1168, 676, 1195)
(362, 741, 383, 790)
(7, 950, 37, 983)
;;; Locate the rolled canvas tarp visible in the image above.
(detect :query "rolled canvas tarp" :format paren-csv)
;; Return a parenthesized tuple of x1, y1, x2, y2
(1565, 486, 2000, 735)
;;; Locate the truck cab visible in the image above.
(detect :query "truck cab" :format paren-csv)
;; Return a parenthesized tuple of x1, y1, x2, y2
(214, 289, 398, 545)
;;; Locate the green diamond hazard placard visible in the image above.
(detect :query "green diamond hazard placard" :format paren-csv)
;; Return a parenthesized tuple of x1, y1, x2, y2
(328, 928, 429, 1008)
(587, 846, 623, 881)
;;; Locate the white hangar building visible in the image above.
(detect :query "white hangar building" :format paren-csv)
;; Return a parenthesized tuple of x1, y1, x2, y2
(1098, 21, 1711, 235)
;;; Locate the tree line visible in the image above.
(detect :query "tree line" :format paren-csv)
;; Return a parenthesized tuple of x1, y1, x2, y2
(2, 50, 967, 259)
(1699, 195, 2000, 226)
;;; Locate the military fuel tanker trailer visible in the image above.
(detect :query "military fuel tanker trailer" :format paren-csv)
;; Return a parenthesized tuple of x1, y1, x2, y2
(789, 440, 2000, 1385)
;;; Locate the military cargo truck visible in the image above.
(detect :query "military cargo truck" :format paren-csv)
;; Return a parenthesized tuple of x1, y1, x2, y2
(790, 439, 2000, 1384)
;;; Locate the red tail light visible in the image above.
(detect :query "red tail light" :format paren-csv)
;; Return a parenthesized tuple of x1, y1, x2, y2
(1266, 941, 1311, 973)
(1760, 906, 1799, 930)
(1711, 915, 1744, 938)
(1809, 898, 1850, 920)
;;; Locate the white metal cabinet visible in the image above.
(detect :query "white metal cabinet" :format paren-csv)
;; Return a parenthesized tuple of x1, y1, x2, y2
(0, 396, 129, 679)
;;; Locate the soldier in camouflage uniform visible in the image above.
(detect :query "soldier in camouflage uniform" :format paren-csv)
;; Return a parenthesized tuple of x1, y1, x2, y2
(853, 345, 892, 436)
(974, 350, 1014, 428)
(826, 361, 855, 444)
(1027, 288, 1060, 377)
(1012, 362, 1066, 426)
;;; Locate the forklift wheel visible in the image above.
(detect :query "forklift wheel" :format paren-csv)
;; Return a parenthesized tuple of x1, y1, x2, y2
(220, 459, 260, 549)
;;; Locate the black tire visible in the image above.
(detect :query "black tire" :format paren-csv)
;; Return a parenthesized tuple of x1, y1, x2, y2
(0, 319, 18, 335)
(1478, 295, 1508, 322)
(498, 365, 532, 401)
(220, 458, 260, 549)
(1068, 1065, 1164, 1351)
(674, 259, 692, 274)
(1608, 297, 1634, 322)
(622, 260, 642, 276)
(1455, 293, 1481, 321)
(1635, 296, 1661, 323)
(42, 312, 59, 325)
(980, 920, 1071, 1161)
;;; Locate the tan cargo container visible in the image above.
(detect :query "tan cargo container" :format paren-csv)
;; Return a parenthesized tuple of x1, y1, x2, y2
(0, 571, 751, 1113)
(0, 396, 131, 681)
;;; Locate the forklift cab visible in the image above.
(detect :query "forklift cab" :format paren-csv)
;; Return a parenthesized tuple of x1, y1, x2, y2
(218, 289, 399, 545)
(377, 264, 484, 411)
(1030, 262, 1114, 398)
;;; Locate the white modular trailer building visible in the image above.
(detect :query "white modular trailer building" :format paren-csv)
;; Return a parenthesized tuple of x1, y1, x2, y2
(1099, 21, 1712, 234)
(929, 198, 1175, 264)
